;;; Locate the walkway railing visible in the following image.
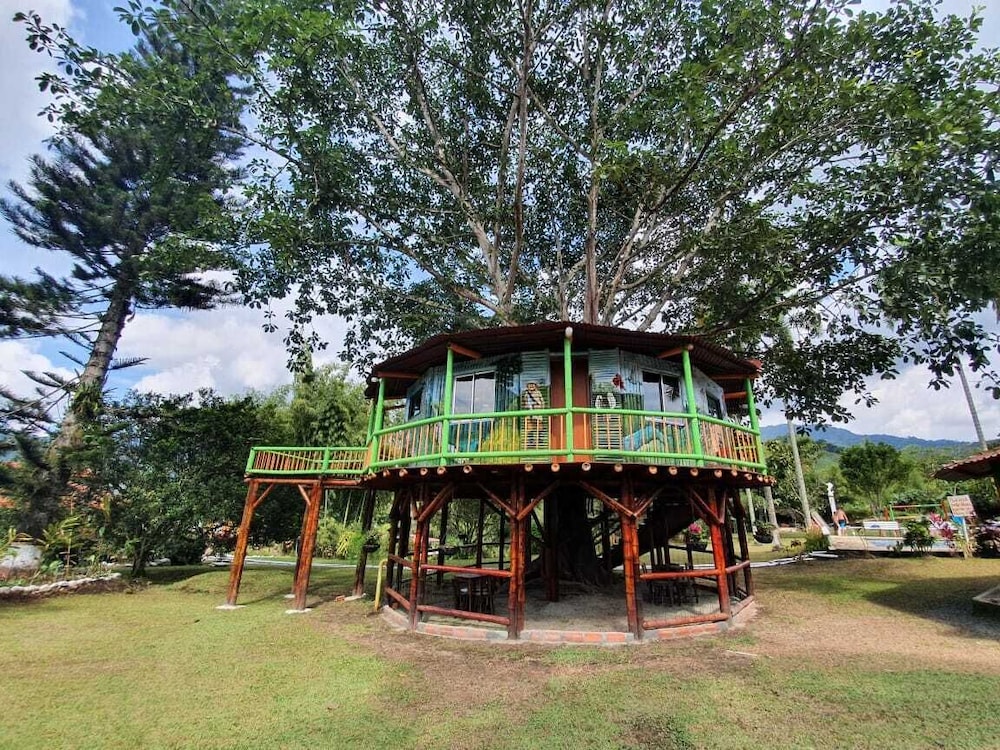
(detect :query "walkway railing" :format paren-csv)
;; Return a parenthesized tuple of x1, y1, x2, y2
(245, 446, 368, 477)
(245, 408, 764, 477)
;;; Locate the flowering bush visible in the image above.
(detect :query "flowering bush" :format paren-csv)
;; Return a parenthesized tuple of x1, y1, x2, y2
(685, 522, 709, 548)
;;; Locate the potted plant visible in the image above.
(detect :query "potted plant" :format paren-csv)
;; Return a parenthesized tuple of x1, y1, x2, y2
(361, 531, 381, 554)
(685, 522, 709, 551)
(753, 522, 775, 545)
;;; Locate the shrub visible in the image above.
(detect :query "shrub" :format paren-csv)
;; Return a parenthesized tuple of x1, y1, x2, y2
(974, 520, 1000, 558)
(803, 528, 829, 553)
(901, 518, 934, 553)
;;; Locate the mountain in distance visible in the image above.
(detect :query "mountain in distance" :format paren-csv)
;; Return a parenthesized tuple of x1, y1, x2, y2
(759, 423, 973, 451)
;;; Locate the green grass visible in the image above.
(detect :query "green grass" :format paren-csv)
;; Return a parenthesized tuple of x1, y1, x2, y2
(2, 558, 998, 749)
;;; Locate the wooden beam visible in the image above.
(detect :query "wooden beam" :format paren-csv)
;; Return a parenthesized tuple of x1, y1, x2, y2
(657, 344, 694, 359)
(724, 391, 747, 400)
(448, 342, 482, 360)
(374, 370, 420, 380)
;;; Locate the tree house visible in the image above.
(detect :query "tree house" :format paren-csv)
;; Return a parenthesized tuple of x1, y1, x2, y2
(226, 322, 773, 641)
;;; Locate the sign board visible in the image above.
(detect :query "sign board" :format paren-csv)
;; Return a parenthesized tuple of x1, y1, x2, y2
(947, 495, 976, 518)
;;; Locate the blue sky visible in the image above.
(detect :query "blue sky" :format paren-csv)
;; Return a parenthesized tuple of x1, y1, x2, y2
(1, 0, 998, 442)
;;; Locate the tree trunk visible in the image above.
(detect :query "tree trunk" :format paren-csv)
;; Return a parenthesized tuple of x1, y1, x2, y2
(548, 488, 610, 585)
(51, 278, 133, 456)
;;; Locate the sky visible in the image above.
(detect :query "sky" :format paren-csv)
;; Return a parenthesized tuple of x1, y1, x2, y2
(0, 0, 998, 444)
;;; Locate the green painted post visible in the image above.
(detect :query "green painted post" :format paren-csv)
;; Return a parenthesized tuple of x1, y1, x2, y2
(745, 377, 764, 471)
(365, 394, 377, 444)
(681, 348, 704, 465)
(563, 328, 574, 462)
(441, 346, 455, 466)
(245, 448, 256, 474)
(369, 379, 387, 468)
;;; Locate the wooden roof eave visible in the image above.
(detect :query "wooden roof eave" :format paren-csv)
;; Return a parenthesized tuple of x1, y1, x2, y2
(365, 321, 762, 399)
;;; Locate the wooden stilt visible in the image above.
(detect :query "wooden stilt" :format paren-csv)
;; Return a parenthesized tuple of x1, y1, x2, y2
(733, 494, 754, 597)
(386, 491, 403, 595)
(709, 489, 731, 616)
(225, 480, 262, 606)
(409, 510, 429, 630)
(475, 498, 485, 567)
(436, 498, 450, 587)
(290, 487, 311, 598)
(543, 491, 558, 602)
(396, 491, 413, 593)
(600, 509, 612, 573)
(291, 481, 323, 611)
(621, 480, 642, 640)
(352, 488, 378, 597)
(507, 479, 526, 639)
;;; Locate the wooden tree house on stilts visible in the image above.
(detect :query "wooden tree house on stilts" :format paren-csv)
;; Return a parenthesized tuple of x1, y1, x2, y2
(224, 323, 773, 641)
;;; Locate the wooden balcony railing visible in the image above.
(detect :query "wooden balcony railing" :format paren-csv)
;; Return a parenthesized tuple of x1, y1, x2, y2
(245, 409, 764, 477)
(369, 407, 764, 472)
(245, 446, 368, 477)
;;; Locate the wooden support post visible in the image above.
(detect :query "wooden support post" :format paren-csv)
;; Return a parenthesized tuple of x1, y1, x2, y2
(621, 480, 642, 640)
(709, 489, 731, 617)
(601, 509, 612, 574)
(291, 481, 323, 611)
(225, 480, 261, 606)
(475, 498, 485, 567)
(290, 488, 311, 598)
(507, 479, 526, 639)
(543, 491, 558, 602)
(409, 511, 429, 630)
(396, 492, 414, 593)
(733, 495, 754, 598)
(436, 497, 450, 587)
(353, 488, 378, 597)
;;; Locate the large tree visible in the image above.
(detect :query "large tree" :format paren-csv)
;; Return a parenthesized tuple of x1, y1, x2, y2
(34, 0, 1000, 423)
(2, 4, 245, 455)
(839, 441, 912, 515)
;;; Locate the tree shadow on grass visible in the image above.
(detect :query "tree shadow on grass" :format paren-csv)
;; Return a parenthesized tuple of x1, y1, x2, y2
(863, 573, 1000, 639)
(761, 561, 1000, 640)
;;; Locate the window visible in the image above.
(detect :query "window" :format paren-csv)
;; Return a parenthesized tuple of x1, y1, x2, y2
(706, 394, 724, 419)
(641, 371, 681, 412)
(407, 388, 423, 420)
(453, 371, 495, 414)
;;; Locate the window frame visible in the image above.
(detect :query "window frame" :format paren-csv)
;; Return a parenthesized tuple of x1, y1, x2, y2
(452, 369, 497, 415)
(641, 370, 682, 413)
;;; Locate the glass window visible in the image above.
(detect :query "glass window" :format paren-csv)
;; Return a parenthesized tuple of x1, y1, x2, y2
(407, 388, 423, 419)
(641, 372, 681, 412)
(453, 371, 495, 414)
(706, 394, 724, 419)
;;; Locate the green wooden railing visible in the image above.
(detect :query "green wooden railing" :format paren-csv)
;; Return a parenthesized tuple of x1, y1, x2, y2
(245, 446, 368, 477)
(244, 407, 765, 477)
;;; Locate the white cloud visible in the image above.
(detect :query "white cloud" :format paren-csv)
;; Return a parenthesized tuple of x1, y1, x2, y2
(839, 366, 999, 443)
(0, 340, 76, 422)
(0, 0, 75, 184)
(114, 302, 351, 398)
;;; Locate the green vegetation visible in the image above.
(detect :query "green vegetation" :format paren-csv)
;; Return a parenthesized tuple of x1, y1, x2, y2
(2, 558, 998, 749)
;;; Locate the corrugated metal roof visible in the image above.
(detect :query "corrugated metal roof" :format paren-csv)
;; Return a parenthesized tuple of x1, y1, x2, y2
(933, 446, 1000, 481)
(365, 321, 761, 398)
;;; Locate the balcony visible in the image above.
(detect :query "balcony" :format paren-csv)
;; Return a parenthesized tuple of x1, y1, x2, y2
(244, 406, 763, 478)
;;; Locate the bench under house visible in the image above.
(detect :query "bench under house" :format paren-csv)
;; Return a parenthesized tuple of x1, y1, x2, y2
(225, 322, 773, 640)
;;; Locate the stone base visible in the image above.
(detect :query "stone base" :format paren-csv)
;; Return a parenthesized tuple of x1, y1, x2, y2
(380, 599, 756, 644)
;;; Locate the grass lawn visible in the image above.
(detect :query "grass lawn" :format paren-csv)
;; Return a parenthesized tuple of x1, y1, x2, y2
(2, 556, 998, 749)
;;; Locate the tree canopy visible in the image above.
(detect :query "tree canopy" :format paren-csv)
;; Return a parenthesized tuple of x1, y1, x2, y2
(25, 0, 1000, 426)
